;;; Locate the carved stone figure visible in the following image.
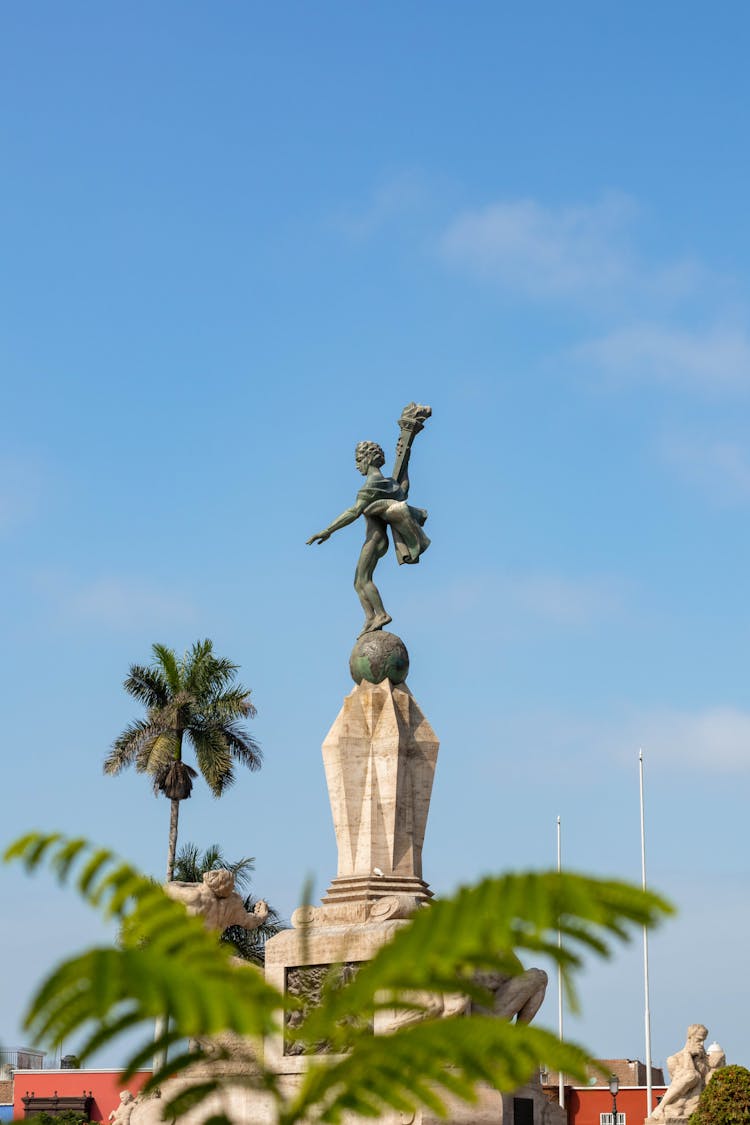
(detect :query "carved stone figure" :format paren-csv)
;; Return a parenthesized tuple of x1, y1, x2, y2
(375, 965, 548, 1035)
(307, 402, 432, 636)
(165, 869, 268, 933)
(471, 967, 548, 1024)
(649, 1024, 725, 1121)
(108, 1090, 135, 1125)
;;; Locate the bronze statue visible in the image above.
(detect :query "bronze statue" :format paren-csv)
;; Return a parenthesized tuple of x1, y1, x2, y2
(307, 403, 432, 636)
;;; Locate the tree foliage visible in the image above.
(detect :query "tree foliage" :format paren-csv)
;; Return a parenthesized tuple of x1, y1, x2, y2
(173, 842, 256, 891)
(5, 832, 673, 1125)
(691, 1066, 750, 1125)
(103, 640, 261, 880)
(22, 1113, 88, 1125)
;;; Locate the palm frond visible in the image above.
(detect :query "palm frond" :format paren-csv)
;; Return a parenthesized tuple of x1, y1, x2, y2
(122, 663, 170, 709)
(190, 728, 234, 797)
(173, 841, 203, 882)
(216, 721, 263, 771)
(172, 843, 256, 891)
(228, 855, 256, 890)
(103, 719, 154, 775)
(184, 640, 240, 697)
(151, 643, 182, 694)
(133, 730, 180, 784)
(207, 687, 257, 720)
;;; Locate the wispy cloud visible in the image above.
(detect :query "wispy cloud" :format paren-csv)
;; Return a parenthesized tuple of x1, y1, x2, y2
(435, 189, 750, 408)
(660, 433, 750, 504)
(501, 572, 622, 626)
(625, 705, 750, 773)
(430, 570, 624, 630)
(489, 704, 750, 776)
(438, 193, 699, 306)
(42, 574, 198, 631)
(576, 323, 750, 392)
(334, 172, 427, 240)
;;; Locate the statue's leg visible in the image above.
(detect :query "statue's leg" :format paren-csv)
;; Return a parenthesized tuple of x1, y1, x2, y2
(493, 969, 548, 1024)
(650, 1074, 698, 1118)
(355, 522, 390, 634)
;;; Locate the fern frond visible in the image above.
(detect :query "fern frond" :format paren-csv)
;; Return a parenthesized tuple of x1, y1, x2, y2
(5, 835, 672, 1125)
(4, 833, 282, 1063)
(298, 870, 671, 1047)
(282, 1018, 592, 1125)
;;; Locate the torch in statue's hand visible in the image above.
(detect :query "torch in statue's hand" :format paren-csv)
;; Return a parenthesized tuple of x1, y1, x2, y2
(398, 402, 432, 434)
(393, 402, 432, 486)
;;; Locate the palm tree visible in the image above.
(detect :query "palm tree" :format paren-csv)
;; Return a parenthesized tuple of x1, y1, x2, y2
(104, 640, 261, 881)
(173, 841, 285, 965)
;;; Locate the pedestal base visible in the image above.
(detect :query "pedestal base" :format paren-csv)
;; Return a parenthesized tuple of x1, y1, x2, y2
(263, 901, 421, 1073)
(322, 873, 433, 906)
(130, 1075, 565, 1125)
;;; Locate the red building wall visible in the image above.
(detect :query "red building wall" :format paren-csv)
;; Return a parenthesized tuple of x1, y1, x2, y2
(566, 1085, 667, 1125)
(13, 1069, 151, 1123)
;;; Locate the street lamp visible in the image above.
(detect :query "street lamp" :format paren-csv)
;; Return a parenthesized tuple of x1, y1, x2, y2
(609, 1075, 620, 1125)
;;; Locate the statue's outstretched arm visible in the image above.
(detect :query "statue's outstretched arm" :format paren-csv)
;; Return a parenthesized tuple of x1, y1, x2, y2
(307, 500, 366, 545)
(226, 897, 269, 930)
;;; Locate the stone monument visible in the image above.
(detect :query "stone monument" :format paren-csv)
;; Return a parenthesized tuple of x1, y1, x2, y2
(264, 405, 441, 1073)
(263, 403, 559, 1123)
(134, 404, 560, 1125)
(646, 1025, 725, 1124)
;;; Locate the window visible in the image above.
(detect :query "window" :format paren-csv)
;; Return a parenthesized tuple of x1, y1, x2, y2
(600, 1114, 626, 1125)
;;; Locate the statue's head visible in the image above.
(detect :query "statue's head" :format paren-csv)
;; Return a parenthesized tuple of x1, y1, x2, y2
(688, 1024, 708, 1046)
(355, 441, 385, 474)
(203, 868, 235, 898)
(120, 1092, 134, 1105)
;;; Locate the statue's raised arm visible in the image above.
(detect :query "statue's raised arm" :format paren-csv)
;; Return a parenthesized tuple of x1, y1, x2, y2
(306, 403, 432, 637)
(392, 402, 432, 493)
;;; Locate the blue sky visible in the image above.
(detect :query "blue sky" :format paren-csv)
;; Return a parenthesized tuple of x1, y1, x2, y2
(2, 1, 750, 1074)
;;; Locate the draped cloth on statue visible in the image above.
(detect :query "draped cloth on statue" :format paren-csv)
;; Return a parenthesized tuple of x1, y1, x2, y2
(356, 476, 431, 565)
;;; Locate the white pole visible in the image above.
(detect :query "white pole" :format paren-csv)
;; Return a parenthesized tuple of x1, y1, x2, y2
(557, 815, 565, 1110)
(640, 750, 654, 1117)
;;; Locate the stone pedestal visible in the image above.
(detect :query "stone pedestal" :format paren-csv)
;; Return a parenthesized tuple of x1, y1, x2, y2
(321, 678, 439, 906)
(260, 674, 441, 1076)
(128, 668, 562, 1125)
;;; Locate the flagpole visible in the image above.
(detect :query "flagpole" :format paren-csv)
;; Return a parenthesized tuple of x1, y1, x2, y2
(640, 750, 654, 1117)
(557, 815, 565, 1109)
